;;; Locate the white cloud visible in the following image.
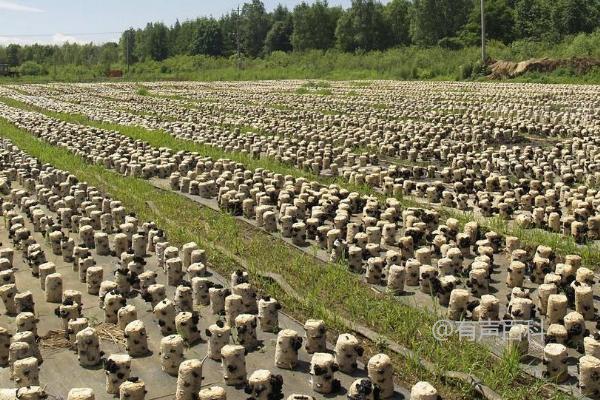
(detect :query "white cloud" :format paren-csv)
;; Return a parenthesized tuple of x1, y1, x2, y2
(0, 0, 43, 12)
(52, 32, 85, 44)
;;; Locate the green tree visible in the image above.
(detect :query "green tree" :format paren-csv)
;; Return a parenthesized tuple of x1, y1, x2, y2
(551, 0, 600, 36)
(335, 0, 390, 52)
(240, 0, 271, 57)
(99, 42, 119, 66)
(291, 1, 342, 51)
(384, 0, 412, 46)
(514, 0, 555, 41)
(265, 21, 293, 53)
(119, 28, 137, 65)
(190, 18, 223, 56)
(460, 0, 516, 45)
(6, 44, 21, 67)
(136, 22, 169, 61)
(411, 0, 473, 46)
(219, 11, 239, 57)
(167, 20, 182, 57)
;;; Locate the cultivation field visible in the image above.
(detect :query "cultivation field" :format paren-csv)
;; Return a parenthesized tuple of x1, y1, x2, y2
(0, 80, 599, 400)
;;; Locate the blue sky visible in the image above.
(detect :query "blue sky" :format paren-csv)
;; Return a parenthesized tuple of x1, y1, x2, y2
(0, 0, 364, 46)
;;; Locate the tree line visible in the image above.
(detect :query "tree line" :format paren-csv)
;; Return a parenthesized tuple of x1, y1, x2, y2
(1, 0, 599, 71)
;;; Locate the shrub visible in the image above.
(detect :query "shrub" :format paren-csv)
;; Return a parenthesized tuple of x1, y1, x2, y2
(19, 61, 46, 76)
(438, 37, 465, 50)
(459, 63, 474, 80)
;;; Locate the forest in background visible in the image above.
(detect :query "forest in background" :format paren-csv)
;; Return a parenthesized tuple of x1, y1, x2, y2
(1, 0, 600, 83)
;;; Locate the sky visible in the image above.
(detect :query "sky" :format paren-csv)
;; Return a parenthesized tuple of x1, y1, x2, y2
(0, 0, 359, 46)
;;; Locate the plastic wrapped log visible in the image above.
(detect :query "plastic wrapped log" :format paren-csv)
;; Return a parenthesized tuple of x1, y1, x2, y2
(404, 260, 421, 286)
(104, 291, 126, 324)
(198, 386, 226, 400)
(43, 273, 63, 304)
(221, 344, 247, 385)
(206, 321, 230, 361)
(543, 343, 568, 383)
(154, 299, 177, 336)
(132, 234, 147, 258)
(472, 294, 499, 321)
(12, 330, 41, 363)
(118, 305, 138, 330)
(146, 284, 166, 308)
(191, 278, 211, 307)
(38, 262, 55, 290)
(586, 335, 600, 359)
(67, 388, 95, 400)
(13, 356, 39, 387)
(176, 312, 202, 345)
(176, 359, 204, 400)
(575, 284, 595, 321)
(160, 334, 185, 376)
(95, 233, 110, 256)
(76, 327, 102, 367)
(235, 314, 258, 351)
(56, 302, 81, 331)
(8, 341, 30, 380)
(174, 285, 193, 313)
(348, 378, 379, 400)
(547, 294, 568, 324)
(15, 291, 35, 314)
(579, 355, 600, 398)
(537, 283, 557, 316)
(508, 297, 533, 320)
(181, 242, 199, 270)
(188, 263, 206, 279)
(9, 387, 46, 400)
(0, 283, 17, 315)
(246, 369, 283, 400)
(68, 318, 89, 344)
(113, 233, 129, 259)
(138, 271, 157, 295)
(209, 287, 229, 315)
(99, 281, 118, 308)
(166, 258, 184, 287)
(410, 381, 438, 400)
(0, 327, 11, 366)
(258, 296, 280, 333)
(309, 353, 340, 394)
(564, 311, 586, 349)
(334, 333, 362, 374)
(304, 319, 326, 354)
(275, 329, 302, 370)
(86, 266, 103, 295)
(224, 294, 243, 327)
(119, 379, 146, 400)
(232, 283, 258, 314)
(506, 261, 525, 288)
(124, 320, 149, 357)
(447, 289, 469, 321)
(546, 324, 567, 345)
(367, 354, 394, 399)
(16, 312, 38, 336)
(105, 354, 132, 394)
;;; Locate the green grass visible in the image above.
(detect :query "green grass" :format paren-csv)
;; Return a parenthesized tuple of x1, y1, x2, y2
(135, 86, 150, 96)
(295, 87, 332, 95)
(0, 115, 572, 400)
